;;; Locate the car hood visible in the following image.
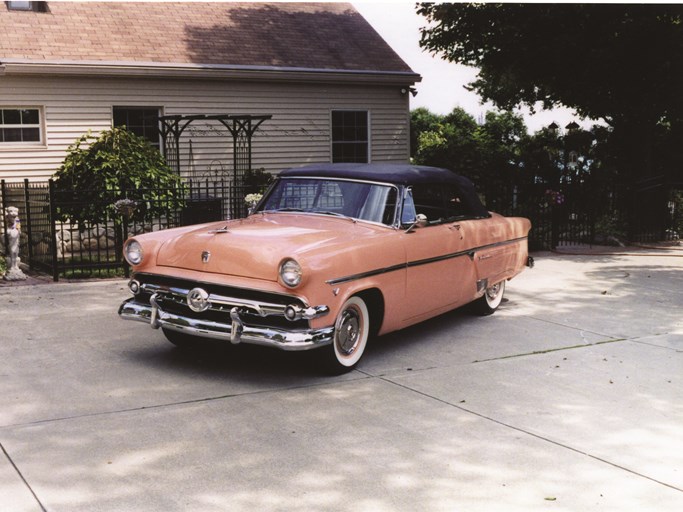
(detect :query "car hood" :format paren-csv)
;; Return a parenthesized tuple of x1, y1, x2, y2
(155, 213, 382, 281)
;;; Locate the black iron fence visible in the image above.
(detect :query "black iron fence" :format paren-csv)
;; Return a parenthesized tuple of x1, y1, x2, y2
(481, 175, 681, 250)
(2, 175, 681, 281)
(1, 178, 248, 280)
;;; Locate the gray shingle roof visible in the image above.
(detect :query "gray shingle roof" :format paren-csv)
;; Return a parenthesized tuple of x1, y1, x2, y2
(0, 1, 416, 76)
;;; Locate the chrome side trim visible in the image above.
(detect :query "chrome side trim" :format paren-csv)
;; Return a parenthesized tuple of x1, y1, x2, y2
(326, 263, 405, 286)
(119, 298, 334, 351)
(476, 236, 529, 254)
(326, 236, 529, 285)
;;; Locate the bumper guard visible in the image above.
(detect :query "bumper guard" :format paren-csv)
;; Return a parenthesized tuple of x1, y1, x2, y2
(119, 296, 334, 351)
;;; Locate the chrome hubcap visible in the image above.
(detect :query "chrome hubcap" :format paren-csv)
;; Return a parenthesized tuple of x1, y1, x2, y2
(486, 283, 501, 301)
(337, 307, 361, 355)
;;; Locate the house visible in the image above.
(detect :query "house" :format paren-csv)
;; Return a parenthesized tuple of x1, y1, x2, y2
(0, 1, 420, 182)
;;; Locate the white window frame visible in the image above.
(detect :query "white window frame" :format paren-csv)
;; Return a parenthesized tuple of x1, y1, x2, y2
(0, 106, 45, 148)
(330, 109, 370, 163)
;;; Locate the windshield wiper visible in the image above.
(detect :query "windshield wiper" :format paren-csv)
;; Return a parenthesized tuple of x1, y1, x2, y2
(263, 208, 356, 222)
(263, 207, 304, 213)
(316, 211, 356, 222)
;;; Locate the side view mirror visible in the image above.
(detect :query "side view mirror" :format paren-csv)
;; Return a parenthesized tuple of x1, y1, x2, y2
(404, 213, 428, 233)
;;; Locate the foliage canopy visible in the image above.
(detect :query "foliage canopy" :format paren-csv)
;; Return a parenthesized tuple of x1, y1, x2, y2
(417, 3, 683, 127)
(417, 4, 683, 182)
(412, 107, 528, 188)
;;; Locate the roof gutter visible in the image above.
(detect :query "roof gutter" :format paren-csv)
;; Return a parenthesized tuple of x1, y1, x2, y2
(0, 59, 421, 85)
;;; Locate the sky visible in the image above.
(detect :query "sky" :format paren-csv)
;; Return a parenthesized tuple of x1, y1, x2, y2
(353, 1, 591, 133)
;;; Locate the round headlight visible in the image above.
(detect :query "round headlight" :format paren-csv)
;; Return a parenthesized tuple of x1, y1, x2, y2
(280, 259, 302, 288)
(124, 239, 144, 266)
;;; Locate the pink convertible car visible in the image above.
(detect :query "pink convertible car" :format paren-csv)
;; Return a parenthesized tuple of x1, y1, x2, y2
(119, 164, 532, 373)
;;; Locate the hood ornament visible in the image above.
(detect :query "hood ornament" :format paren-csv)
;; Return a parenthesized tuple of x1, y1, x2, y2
(201, 250, 211, 264)
(208, 225, 230, 234)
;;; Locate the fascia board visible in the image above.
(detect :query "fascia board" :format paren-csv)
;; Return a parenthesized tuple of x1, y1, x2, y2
(0, 59, 422, 85)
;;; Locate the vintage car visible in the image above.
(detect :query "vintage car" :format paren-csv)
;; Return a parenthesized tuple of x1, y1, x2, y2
(119, 163, 532, 373)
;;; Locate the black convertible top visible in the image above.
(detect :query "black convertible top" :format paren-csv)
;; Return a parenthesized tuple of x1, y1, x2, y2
(279, 163, 490, 218)
(281, 163, 466, 185)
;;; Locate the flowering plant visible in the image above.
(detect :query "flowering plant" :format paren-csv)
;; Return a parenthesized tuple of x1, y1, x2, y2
(113, 198, 138, 217)
(544, 189, 565, 206)
(244, 193, 263, 206)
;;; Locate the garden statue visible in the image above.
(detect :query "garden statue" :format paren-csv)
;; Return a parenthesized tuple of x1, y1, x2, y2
(3, 206, 27, 281)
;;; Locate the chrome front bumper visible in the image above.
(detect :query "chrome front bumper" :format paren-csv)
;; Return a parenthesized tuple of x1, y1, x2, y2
(119, 297, 334, 351)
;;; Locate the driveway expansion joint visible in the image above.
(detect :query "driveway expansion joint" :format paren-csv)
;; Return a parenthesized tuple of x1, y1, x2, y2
(379, 374, 683, 495)
(0, 376, 373, 431)
(472, 338, 626, 363)
(1, 441, 48, 512)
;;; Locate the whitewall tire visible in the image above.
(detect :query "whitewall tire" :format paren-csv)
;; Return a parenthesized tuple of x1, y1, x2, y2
(322, 296, 370, 374)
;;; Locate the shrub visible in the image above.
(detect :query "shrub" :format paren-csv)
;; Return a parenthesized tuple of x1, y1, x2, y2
(594, 212, 628, 245)
(53, 127, 183, 225)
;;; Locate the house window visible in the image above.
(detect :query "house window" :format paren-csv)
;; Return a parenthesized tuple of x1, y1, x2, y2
(0, 108, 42, 144)
(113, 107, 161, 150)
(6, 1, 48, 12)
(331, 110, 369, 163)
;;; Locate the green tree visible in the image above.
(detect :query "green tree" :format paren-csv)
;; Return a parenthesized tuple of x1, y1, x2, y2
(475, 111, 527, 182)
(410, 107, 442, 160)
(412, 107, 479, 177)
(417, 3, 683, 184)
(520, 123, 609, 187)
(520, 127, 563, 188)
(54, 127, 182, 225)
(411, 108, 528, 187)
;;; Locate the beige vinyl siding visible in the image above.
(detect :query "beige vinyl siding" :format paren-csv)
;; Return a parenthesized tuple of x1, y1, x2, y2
(0, 74, 410, 182)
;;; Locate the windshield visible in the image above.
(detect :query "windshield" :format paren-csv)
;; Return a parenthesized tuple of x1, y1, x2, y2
(258, 178, 398, 226)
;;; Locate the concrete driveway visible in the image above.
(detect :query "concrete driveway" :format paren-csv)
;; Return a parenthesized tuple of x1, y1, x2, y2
(1, 248, 682, 511)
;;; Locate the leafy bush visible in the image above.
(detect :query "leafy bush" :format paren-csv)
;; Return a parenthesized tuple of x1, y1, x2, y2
(53, 127, 183, 225)
(243, 167, 274, 194)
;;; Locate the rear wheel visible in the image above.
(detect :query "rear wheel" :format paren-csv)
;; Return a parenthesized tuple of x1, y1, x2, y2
(320, 296, 370, 374)
(472, 280, 506, 316)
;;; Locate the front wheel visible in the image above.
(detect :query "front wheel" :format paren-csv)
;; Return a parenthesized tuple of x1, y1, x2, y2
(319, 296, 370, 374)
(472, 280, 506, 316)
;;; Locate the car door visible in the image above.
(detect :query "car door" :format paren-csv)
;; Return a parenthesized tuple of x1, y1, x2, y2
(400, 184, 478, 324)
